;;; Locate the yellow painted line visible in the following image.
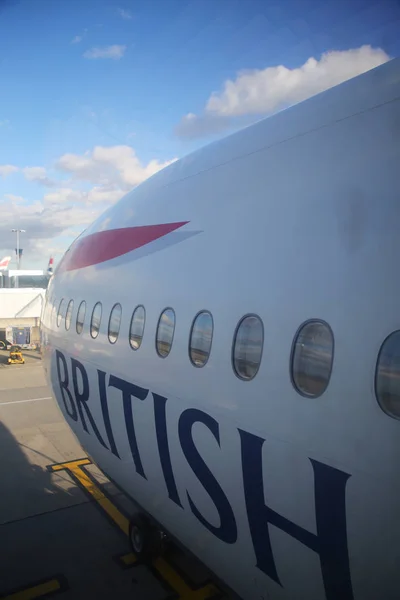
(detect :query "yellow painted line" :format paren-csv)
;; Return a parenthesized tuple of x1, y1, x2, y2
(120, 552, 218, 599)
(119, 552, 137, 567)
(2, 578, 60, 600)
(152, 557, 219, 600)
(49, 459, 222, 600)
(50, 459, 129, 536)
(50, 458, 91, 471)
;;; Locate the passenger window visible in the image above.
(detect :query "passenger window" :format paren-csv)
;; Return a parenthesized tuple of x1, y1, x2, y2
(375, 331, 400, 420)
(156, 308, 175, 358)
(90, 302, 102, 339)
(65, 300, 74, 330)
(108, 303, 122, 344)
(291, 320, 334, 397)
(129, 305, 145, 350)
(189, 311, 213, 367)
(76, 301, 86, 334)
(232, 315, 264, 380)
(57, 299, 65, 327)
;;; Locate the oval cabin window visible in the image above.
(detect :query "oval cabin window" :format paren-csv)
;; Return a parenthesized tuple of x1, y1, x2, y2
(189, 311, 213, 367)
(233, 315, 264, 380)
(57, 299, 65, 327)
(108, 303, 122, 344)
(375, 330, 400, 420)
(76, 301, 86, 334)
(291, 320, 334, 397)
(156, 308, 175, 358)
(90, 302, 102, 339)
(65, 300, 74, 330)
(130, 305, 145, 350)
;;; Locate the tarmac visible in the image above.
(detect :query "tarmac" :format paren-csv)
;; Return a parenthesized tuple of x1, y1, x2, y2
(0, 350, 234, 600)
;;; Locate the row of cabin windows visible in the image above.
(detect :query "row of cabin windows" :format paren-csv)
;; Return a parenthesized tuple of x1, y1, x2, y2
(55, 298, 400, 420)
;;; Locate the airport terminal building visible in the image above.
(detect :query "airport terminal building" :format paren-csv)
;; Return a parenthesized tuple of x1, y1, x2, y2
(0, 270, 49, 348)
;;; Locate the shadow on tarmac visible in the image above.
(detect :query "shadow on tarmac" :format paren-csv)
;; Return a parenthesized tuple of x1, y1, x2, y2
(0, 351, 10, 366)
(0, 417, 135, 598)
(22, 350, 43, 361)
(0, 417, 124, 524)
(0, 420, 83, 525)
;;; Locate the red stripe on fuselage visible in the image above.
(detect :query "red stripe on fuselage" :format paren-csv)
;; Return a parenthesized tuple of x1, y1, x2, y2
(60, 222, 189, 271)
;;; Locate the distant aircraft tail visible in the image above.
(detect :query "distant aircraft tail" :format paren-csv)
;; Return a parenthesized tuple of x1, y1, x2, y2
(47, 257, 54, 276)
(0, 256, 11, 271)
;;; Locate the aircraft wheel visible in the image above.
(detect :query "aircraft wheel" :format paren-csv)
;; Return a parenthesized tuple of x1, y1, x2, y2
(128, 513, 163, 562)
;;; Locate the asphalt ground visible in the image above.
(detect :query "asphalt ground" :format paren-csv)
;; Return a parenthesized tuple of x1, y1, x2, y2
(0, 350, 234, 600)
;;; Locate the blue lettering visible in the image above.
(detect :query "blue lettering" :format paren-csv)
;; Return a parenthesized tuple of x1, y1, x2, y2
(55, 350, 355, 600)
(239, 429, 353, 600)
(71, 358, 108, 449)
(98, 370, 120, 458)
(108, 375, 148, 479)
(153, 393, 182, 507)
(179, 408, 237, 544)
(55, 350, 77, 422)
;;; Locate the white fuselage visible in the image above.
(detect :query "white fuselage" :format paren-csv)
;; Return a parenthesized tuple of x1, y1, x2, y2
(42, 58, 400, 600)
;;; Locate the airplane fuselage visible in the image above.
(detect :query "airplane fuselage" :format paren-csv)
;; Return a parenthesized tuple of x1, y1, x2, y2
(42, 58, 400, 600)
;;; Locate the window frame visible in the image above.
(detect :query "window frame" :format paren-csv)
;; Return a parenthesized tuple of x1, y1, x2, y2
(155, 307, 176, 358)
(76, 300, 86, 335)
(232, 313, 264, 381)
(129, 305, 146, 351)
(57, 298, 65, 328)
(90, 302, 102, 339)
(52, 303, 57, 327)
(188, 310, 214, 368)
(375, 329, 400, 420)
(107, 303, 122, 345)
(290, 318, 334, 398)
(65, 299, 74, 331)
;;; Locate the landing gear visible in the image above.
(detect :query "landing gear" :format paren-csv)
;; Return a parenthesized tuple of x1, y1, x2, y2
(128, 513, 164, 562)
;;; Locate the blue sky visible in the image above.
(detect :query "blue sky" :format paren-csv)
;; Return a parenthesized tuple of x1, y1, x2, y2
(0, 0, 399, 268)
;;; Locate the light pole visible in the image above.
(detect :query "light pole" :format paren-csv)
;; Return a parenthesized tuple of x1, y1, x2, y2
(11, 228, 25, 288)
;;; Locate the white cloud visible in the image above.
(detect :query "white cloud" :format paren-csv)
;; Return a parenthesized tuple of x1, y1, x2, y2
(83, 45, 126, 60)
(56, 145, 177, 189)
(0, 144, 176, 266)
(85, 186, 125, 205)
(43, 186, 124, 207)
(0, 194, 106, 266)
(43, 188, 86, 206)
(71, 28, 88, 44)
(0, 165, 18, 177)
(23, 166, 56, 187)
(118, 8, 132, 19)
(0, 119, 10, 127)
(175, 112, 232, 139)
(208, 46, 389, 116)
(28, 239, 67, 260)
(4, 193, 24, 204)
(176, 45, 390, 138)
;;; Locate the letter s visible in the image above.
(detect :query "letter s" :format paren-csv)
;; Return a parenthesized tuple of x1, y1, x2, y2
(178, 408, 237, 544)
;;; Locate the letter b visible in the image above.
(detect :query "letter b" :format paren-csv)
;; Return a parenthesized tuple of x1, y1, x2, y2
(56, 350, 77, 422)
